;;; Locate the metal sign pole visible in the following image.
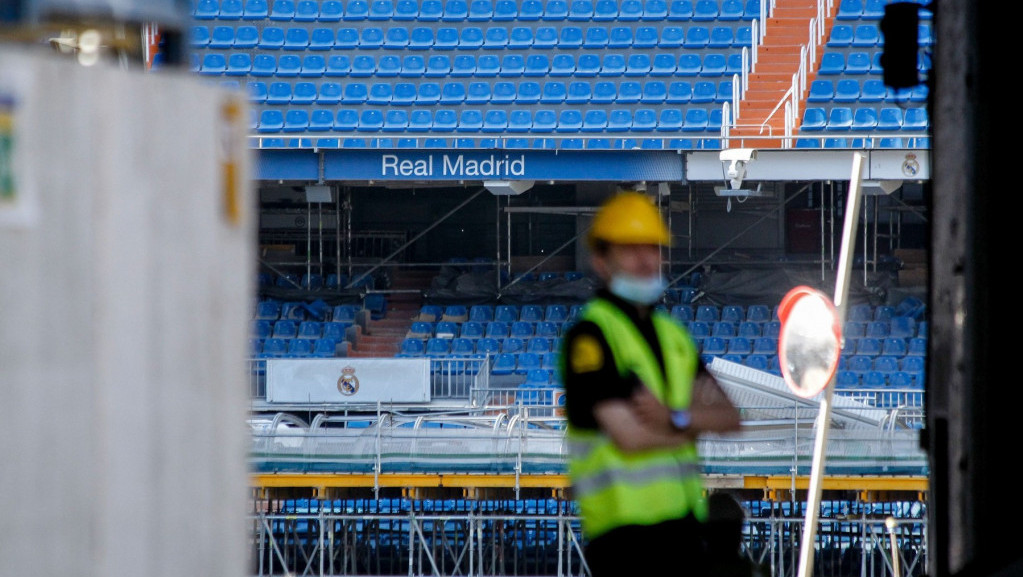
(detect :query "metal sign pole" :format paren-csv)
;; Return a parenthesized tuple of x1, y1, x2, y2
(796, 152, 866, 577)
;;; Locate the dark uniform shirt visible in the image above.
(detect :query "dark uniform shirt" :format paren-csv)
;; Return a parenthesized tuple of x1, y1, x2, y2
(562, 289, 708, 430)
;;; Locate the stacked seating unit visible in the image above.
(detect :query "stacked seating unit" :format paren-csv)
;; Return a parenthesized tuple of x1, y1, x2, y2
(252, 298, 357, 358)
(796, 0, 932, 149)
(189, 0, 761, 150)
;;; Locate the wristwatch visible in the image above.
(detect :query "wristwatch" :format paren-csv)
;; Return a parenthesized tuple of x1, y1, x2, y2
(671, 409, 692, 431)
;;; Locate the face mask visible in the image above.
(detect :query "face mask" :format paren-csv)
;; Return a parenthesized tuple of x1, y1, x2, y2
(609, 273, 666, 305)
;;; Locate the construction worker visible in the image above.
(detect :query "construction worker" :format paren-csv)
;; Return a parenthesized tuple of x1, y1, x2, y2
(560, 191, 742, 577)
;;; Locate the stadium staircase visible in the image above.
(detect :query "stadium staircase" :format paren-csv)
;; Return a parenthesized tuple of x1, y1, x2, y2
(731, 0, 834, 147)
(347, 268, 434, 357)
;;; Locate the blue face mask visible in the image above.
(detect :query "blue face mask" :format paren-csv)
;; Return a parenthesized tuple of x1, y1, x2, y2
(609, 273, 666, 305)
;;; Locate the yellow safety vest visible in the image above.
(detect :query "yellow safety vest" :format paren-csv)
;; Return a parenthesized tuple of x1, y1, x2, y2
(565, 298, 707, 539)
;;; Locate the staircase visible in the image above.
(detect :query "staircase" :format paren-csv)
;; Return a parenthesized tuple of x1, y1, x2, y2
(730, 0, 835, 147)
(346, 268, 436, 358)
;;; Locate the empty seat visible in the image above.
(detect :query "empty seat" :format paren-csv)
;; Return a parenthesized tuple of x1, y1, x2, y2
(807, 79, 834, 102)
(833, 79, 861, 102)
(851, 23, 879, 46)
(903, 107, 928, 130)
(877, 107, 904, 130)
(828, 24, 854, 47)
(691, 81, 716, 103)
(801, 107, 827, 131)
(684, 25, 710, 47)
(828, 107, 854, 130)
(818, 52, 845, 75)
(708, 26, 734, 48)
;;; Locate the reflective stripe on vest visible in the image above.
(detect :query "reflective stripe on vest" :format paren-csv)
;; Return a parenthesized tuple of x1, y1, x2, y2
(566, 298, 706, 539)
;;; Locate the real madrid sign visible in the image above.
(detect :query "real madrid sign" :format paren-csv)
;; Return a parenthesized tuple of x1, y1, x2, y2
(266, 358, 431, 404)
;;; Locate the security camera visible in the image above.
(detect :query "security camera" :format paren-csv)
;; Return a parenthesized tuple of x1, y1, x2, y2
(719, 148, 757, 190)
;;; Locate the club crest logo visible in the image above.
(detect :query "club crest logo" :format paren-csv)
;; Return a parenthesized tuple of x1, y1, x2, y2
(337, 366, 360, 396)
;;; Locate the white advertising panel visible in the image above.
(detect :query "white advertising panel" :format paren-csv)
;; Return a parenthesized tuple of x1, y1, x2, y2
(267, 358, 431, 403)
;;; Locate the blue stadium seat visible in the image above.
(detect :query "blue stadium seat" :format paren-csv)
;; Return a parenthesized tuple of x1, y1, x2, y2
(708, 26, 734, 47)
(861, 0, 884, 19)
(676, 53, 702, 76)
(200, 53, 227, 75)
(291, 81, 317, 104)
(851, 23, 879, 46)
(440, 81, 465, 103)
(807, 79, 835, 102)
(682, 108, 708, 131)
(584, 82, 614, 104)
(691, 80, 716, 103)
(877, 107, 904, 130)
(701, 52, 727, 76)
(632, 108, 656, 131)
(836, 0, 862, 19)
(618, 81, 642, 103)
(828, 24, 854, 47)
(657, 108, 683, 131)
(668, 0, 693, 19)
(684, 25, 709, 47)
(833, 79, 861, 102)
(818, 52, 844, 75)
(658, 25, 683, 47)
(560, 25, 584, 47)
(457, 109, 483, 131)
(218, 0, 244, 18)
(606, 109, 632, 131)
(607, 25, 633, 47)
(845, 51, 871, 75)
(828, 107, 853, 130)
(514, 81, 540, 103)
(506, 26, 534, 48)
(638, 80, 667, 103)
(859, 79, 887, 102)
(801, 107, 826, 131)
(666, 81, 693, 103)
(525, 54, 550, 76)
(207, 25, 234, 48)
(903, 107, 928, 131)
(459, 26, 484, 48)
(634, 26, 659, 47)
(342, 81, 367, 103)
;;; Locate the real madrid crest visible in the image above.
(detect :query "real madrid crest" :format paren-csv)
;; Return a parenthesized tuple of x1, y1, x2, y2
(337, 365, 360, 396)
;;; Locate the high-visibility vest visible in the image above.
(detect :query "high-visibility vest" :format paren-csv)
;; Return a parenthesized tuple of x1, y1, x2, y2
(565, 298, 706, 539)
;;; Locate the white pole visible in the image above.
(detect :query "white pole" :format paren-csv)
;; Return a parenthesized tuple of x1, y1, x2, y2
(796, 152, 866, 577)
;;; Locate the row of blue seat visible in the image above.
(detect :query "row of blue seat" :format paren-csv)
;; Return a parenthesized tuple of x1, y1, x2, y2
(195, 0, 762, 24)
(407, 335, 564, 355)
(255, 336, 345, 357)
(420, 302, 578, 322)
(255, 318, 353, 338)
(818, 50, 930, 76)
(411, 320, 567, 339)
(806, 78, 928, 104)
(198, 52, 748, 78)
(251, 136, 726, 148)
(242, 78, 735, 106)
(794, 136, 928, 149)
(801, 106, 928, 132)
(843, 336, 929, 357)
(254, 106, 727, 133)
(191, 23, 755, 50)
(835, 0, 931, 21)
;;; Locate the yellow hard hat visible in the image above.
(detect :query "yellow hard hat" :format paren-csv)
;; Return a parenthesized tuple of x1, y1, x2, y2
(588, 191, 670, 248)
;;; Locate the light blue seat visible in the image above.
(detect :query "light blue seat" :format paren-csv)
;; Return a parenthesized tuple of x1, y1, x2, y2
(299, 54, 326, 77)
(708, 26, 734, 47)
(418, 0, 443, 19)
(443, 0, 468, 19)
(877, 107, 904, 130)
(626, 53, 652, 76)
(676, 53, 702, 76)
(459, 26, 484, 48)
(642, 80, 668, 103)
(493, 0, 517, 19)
(219, 0, 244, 18)
(334, 27, 359, 48)
(647, 25, 679, 48)
(544, 0, 569, 19)
(200, 53, 227, 75)
(836, 0, 862, 19)
(860, 79, 888, 102)
(666, 81, 693, 103)
(701, 52, 727, 76)
(563, 81, 589, 103)
(903, 107, 928, 131)
(466, 81, 491, 103)
(657, 108, 683, 131)
(644, 0, 668, 19)
(440, 81, 465, 103)
(207, 25, 233, 48)
(308, 109, 335, 131)
(257, 109, 284, 132)
(492, 81, 517, 103)
(408, 109, 432, 131)
(408, 26, 434, 48)
(193, 0, 219, 18)
(384, 26, 409, 48)
(845, 51, 871, 74)
(618, 0, 643, 20)
(432, 109, 458, 131)
(260, 26, 285, 48)
(519, 0, 543, 19)
(483, 26, 508, 48)
(682, 108, 708, 131)
(532, 109, 557, 132)
(607, 109, 632, 131)
(516, 81, 541, 103)
(550, 54, 576, 76)
(608, 26, 633, 47)
(618, 81, 642, 103)
(500, 54, 525, 76)
(558, 109, 583, 132)
(508, 26, 534, 48)
(457, 109, 483, 131)
(283, 27, 309, 49)
(246, 81, 267, 102)
(828, 107, 853, 131)
(600, 53, 626, 75)
(807, 79, 835, 102)
(274, 54, 301, 76)
(634, 26, 659, 47)
(541, 81, 567, 103)
(292, 81, 317, 103)
(818, 52, 845, 75)
(833, 79, 861, 102)
(525, 54, 550, 76)
(851, 23, 879, 46)
(691, 80, 716, 103)
(394, 0, 418, 18)
(668, 0, 693, 19)
(582, 109, 608, 131)
(265, 81, 292, 104)
(342, 82, 367, 103)
(559, 25, 584, 47)
(360, 26, 384, 48)
(351, 55, 376, 76)
(828, 24, 854, 47)
(592, 81, 617, 103)
(684, 25, 709, 47)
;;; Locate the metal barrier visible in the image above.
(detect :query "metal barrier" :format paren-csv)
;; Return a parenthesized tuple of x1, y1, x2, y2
(248, 499, 927, 577)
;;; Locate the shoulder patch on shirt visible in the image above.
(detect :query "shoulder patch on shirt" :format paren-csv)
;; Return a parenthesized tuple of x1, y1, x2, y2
(570, 334, 604, 373)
